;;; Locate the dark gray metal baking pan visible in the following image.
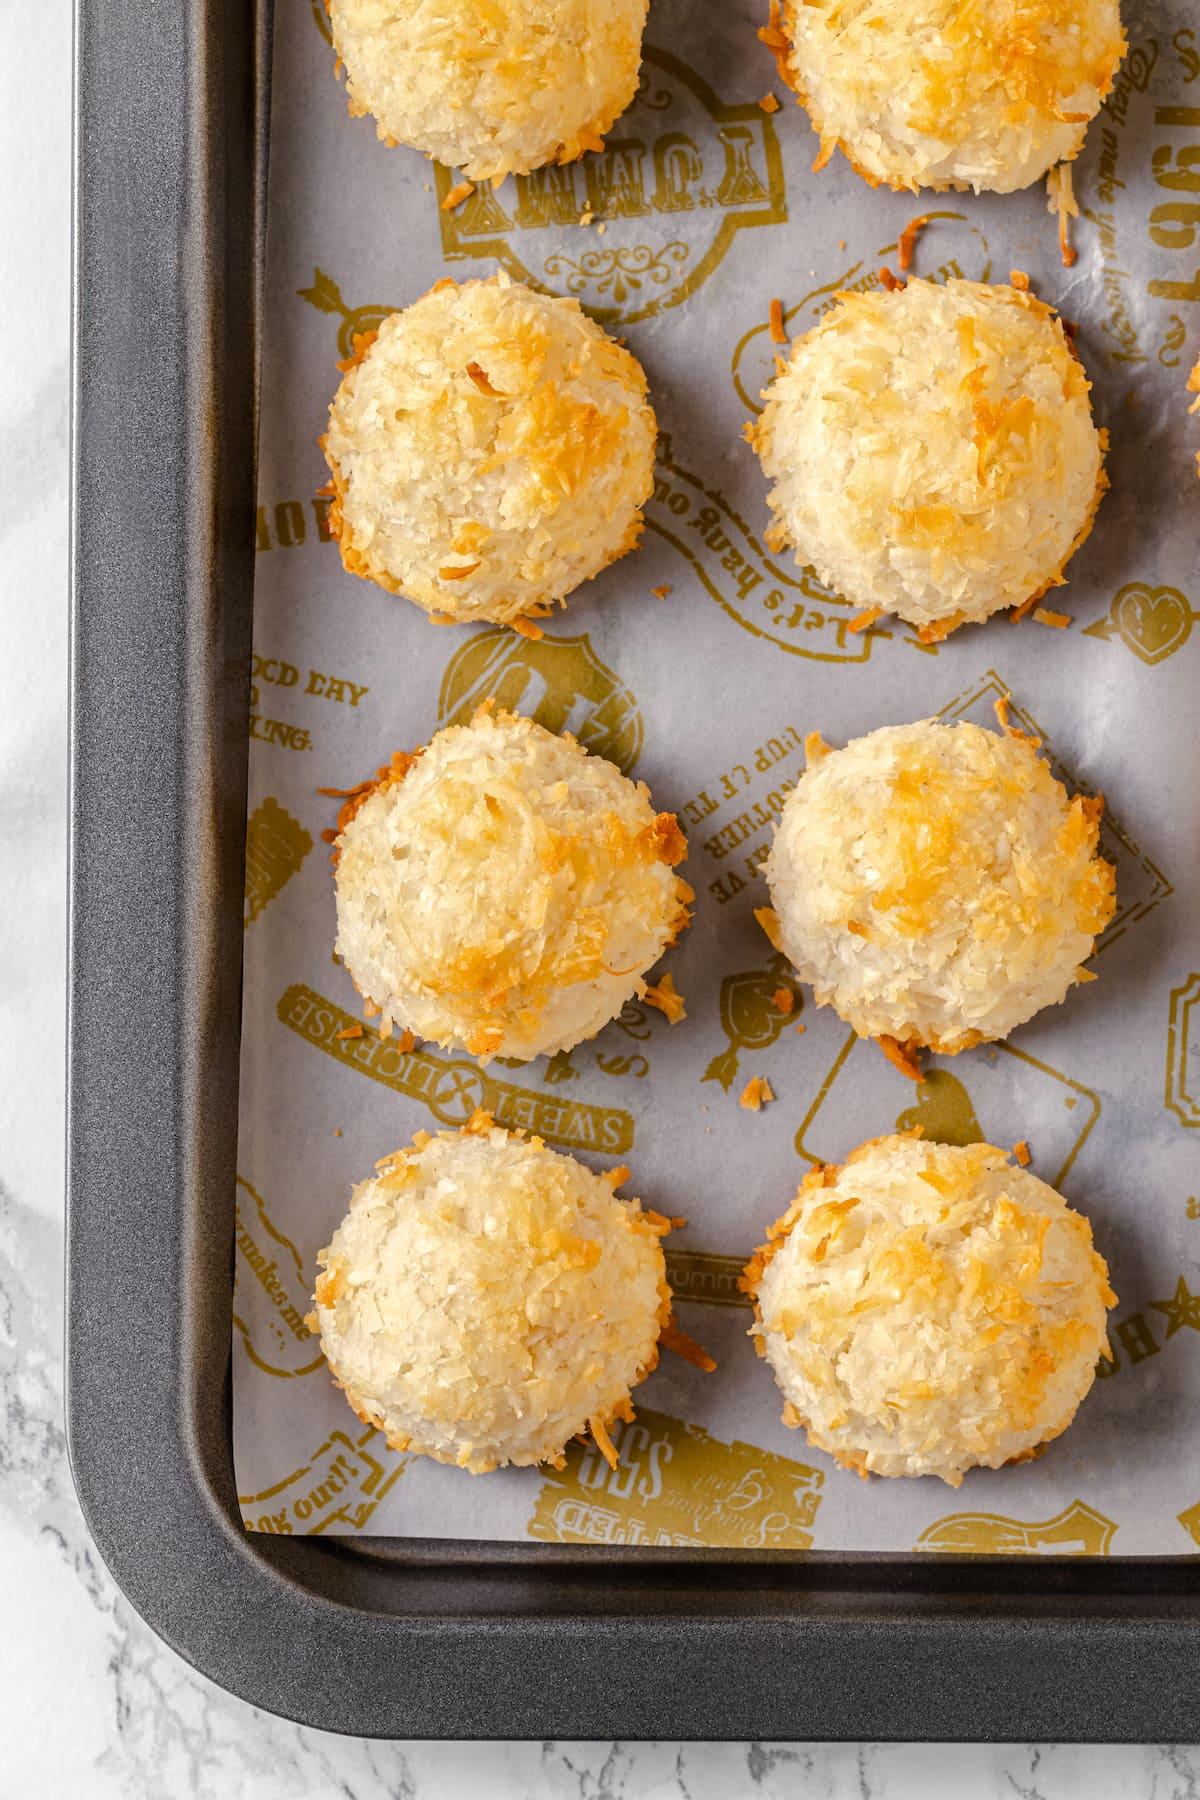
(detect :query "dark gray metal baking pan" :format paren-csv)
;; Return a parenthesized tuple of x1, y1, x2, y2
(67, 0, 1200, 1741)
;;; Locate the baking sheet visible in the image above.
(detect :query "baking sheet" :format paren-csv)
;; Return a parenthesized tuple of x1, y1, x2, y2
(234, 0, 1200, 1553)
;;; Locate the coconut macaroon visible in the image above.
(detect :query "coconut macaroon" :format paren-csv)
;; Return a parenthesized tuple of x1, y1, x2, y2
(762, 719, 1115, 1056)
(751, 278, 1106, 640)
(310, 1118, 679, 1473)
(328, 0, 648, 180)
(768, 0, 1125, 194)
(743, 1135, 1115, 1485)
(323, 276, 657, 627)
(331, 706, 691, 1061)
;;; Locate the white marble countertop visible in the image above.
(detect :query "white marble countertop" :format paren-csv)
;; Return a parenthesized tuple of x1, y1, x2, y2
(3, 4, 1196, 1792)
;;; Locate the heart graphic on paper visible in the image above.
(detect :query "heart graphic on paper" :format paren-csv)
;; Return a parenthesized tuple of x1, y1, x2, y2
(1110, 583, 1193, 665)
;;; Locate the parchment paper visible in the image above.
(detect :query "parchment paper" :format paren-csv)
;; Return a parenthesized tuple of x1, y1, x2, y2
(234, 0, 1200, 1554)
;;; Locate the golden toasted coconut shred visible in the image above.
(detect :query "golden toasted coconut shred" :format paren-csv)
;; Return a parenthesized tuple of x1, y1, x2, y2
(643, 971, 687, 1023)
(878, 1035, 924, 1081)
(741, 1135, 1115, 1484)
(318, 748, 422, 861)
(329, 706, 693, 1063)
(759, 0, 800, 94)
(1047, 161, 1079, 267)
(897, 213, 930, 272)
(311, 1121, 712, 1474)
(847, 605, 883, 635)
(440, 179, 474, 212)
(660, 1311, 719, 1373)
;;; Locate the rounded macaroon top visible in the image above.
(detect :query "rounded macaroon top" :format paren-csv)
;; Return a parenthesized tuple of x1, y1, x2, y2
(751, 277, 1106, 639)
(744, 1134, 1115, 1485)
(310, 1117, 673, 1473)
(772, 0, 1125, 194)
(323, 276, 657, 626)
(763, 718, 1115, 1054)
(332, 706, 691, 1062)
(328, 0, 648, 181)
